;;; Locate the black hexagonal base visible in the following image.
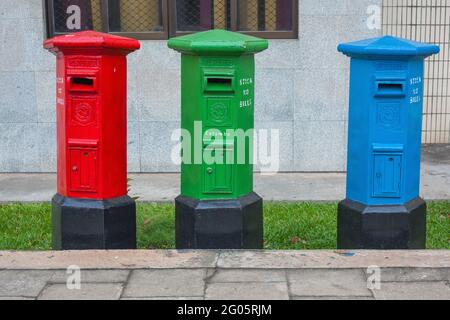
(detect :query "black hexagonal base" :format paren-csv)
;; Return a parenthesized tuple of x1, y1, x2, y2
(52, 194, 136, 250)
(175, 192, 263, 249)
(337, 197, 426, 249)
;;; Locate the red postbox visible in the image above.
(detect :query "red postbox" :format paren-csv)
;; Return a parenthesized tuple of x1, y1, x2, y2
(44, 31, 140, 250)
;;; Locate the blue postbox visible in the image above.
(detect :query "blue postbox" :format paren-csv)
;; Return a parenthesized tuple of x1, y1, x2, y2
(337, 36, 439, 249)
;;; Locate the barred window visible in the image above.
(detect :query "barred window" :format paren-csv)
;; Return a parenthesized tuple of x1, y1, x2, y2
(238, 0, 294, 32)
(45, 0, 298, 39)
(174, 0, 231, 32)
(51, 0, 103, 33)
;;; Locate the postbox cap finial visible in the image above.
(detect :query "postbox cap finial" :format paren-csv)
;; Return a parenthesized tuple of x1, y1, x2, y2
(168, 29, 268, 56)
(338, 36, 439, 59)
(44, 31, 140, 54)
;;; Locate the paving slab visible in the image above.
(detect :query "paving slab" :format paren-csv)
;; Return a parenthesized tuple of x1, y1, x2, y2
(50, 269, 130, 283)
(205, 282, 289, 300)
(377, 268, 450, 282)
(372, 281, 450, 300)
(0, 250, 219, 270)
(208, 269, 286, 283)
(0, 270, 53, 298)
(216, 250, 450, 269)
(1, 250, 449, 270)
(38, 283, 124, 300)
(123, 269, 206, 298)
(287, 269, 372, 297)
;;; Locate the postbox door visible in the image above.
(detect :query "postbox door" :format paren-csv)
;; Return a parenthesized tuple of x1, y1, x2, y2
(69, 147, 98, 193)
(373, 154, 402, 198)
(203, 146, 233, 194)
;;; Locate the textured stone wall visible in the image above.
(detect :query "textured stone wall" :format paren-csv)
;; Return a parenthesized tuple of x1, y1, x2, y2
(0, 0, 382, 173)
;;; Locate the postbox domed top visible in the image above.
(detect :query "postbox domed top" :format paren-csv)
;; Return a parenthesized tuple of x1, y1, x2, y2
(44, 31, 140, 54)
(338, 36, 439, 59)
(168, 29, 268, 56)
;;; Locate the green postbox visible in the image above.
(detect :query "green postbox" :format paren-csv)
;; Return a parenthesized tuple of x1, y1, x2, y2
(168, 29, 268, 249)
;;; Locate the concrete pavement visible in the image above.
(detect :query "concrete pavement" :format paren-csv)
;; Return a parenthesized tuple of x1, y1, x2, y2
(1, 145, 449, 202)
(0, 250, 448, 300)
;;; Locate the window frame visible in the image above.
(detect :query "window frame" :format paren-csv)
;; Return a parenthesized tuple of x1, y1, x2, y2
(168, 0, 298, 39)
(101, 0, 169, 40)
(44, 0, 298, 40)
(44, 0, 169, 40)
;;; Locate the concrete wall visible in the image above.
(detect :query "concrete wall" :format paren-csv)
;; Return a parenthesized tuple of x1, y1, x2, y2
(0, 0, 382, 173)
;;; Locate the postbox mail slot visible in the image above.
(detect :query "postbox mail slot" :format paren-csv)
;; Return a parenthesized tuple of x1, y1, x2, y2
(372, 144, 404, 153)
(203, 69, 235, 93)
(68, 139, 99, 147)
(372, 144, 403, 198)
(205, 77, 233, 92)
(203, 145, 234, 194)
(375, 80, 406, 97)
(68, 140, 99, 193)
(68, 76, 97, 92)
